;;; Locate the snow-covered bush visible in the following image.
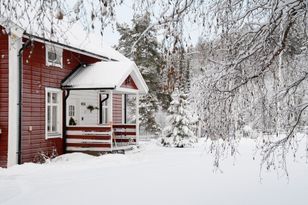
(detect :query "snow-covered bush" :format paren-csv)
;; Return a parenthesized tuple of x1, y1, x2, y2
(161, 89, 197, 147)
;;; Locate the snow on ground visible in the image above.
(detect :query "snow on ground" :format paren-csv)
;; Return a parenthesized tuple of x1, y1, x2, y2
(0, 139, 307, 205)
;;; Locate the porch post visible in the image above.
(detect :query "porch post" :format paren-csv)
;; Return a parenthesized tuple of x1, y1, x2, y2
(135, 93, 139, 144)
(109, 91, 113, 150)
(62, 90, 70, 154)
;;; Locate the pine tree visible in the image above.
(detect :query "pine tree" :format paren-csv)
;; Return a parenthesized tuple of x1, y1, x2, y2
(139, 93, 161, 135)
(161, 88, 197, 147)
(116, 12, 164, 135)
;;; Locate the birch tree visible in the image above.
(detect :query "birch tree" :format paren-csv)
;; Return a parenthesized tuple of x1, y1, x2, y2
(1, 0, 308, 171)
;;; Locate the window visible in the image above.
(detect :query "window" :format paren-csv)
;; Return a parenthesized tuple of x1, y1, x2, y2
(68, 105, 75, 117)
(46, 45, 63, 67)
(46, 88, 62, 138)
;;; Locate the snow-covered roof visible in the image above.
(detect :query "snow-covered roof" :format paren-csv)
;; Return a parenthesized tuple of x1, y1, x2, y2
(62, 61, 149, 94)
(0, 18, 128, 62)
(27, 32, 128, 62)
(0, 18, 148, 94)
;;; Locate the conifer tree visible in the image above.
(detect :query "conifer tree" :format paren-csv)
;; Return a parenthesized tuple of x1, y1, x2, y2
(161, 88, 197, 147)
(116, 12, 164, 135)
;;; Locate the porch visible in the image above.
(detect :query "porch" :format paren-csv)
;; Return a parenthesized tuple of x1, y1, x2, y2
(66, 124, 137, 153)
(61, 61, 148, 153)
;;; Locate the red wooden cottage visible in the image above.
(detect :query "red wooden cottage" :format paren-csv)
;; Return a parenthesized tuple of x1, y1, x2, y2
(0, 20, 148, 168)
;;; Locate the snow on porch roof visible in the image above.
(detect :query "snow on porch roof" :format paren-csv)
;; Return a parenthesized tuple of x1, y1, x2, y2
(62, 61, 149, 94)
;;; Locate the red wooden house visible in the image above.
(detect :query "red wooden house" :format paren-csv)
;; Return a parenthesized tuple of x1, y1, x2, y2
(0, 21, 148, 168)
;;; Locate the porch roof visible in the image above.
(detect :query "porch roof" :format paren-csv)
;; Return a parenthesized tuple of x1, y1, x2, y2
(61, 61, 149, 94)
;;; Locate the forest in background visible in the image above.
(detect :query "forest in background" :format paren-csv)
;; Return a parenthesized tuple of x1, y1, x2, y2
(1, 0, 308, 173)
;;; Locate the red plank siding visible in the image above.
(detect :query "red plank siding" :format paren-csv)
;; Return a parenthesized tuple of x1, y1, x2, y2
(114, 139, 136, 143)
(0, 29, 8, 167)
(20, 39, 100, 164)
(113, 94, 123, 124)
(0, 33, 132, 166)
(113, 124, 136, 129)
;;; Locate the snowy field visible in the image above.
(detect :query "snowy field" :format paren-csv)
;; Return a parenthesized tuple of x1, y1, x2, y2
(0, 139, 307, 205)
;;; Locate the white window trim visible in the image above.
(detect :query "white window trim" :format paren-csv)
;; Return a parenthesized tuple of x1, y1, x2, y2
(45, 44, 63, 68)
(45, 87, 63, 139)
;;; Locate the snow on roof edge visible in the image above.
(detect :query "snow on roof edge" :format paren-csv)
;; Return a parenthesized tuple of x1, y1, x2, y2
(0, 19, 129, 62)
(62, 61, 148, 94)
(0, 20, 148, 93)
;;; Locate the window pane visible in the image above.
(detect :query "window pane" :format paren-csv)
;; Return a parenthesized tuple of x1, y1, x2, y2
(52, 106, 58, 132)
(54, 54, 61, 65)
(69, 105, 75, 117)
(47, 92, 51, 103)
(104, 108, 108, 124)
(48, 52, 57, 62)
(52, 93, 58, 103)
(47, 106, 51, 132)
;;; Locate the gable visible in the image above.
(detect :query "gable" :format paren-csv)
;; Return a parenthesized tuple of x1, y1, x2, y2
(121, 75, 138, 90)
(62, 61, 149, 94)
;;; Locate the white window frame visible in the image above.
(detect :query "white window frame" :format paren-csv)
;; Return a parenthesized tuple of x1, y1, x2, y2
(45, 87, 63, 139)
(45, 44, 63, 68)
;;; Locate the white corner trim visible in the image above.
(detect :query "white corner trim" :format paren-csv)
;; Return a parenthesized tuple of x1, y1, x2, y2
(7, 34, 22, 167)
(9, 26, 24, 38)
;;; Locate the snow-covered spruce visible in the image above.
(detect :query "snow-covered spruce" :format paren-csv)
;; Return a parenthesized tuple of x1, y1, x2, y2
(116, 12, 165, 135)
(161, 89, 197, 147)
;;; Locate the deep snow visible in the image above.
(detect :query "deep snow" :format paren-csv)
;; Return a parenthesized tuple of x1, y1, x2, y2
(0, 139, 307, 205)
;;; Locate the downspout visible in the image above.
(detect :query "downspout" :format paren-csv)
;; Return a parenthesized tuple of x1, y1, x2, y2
(17, 39, 31, 165)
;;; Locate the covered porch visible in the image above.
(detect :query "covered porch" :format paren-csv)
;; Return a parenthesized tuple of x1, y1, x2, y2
(61, 61, 148, 153)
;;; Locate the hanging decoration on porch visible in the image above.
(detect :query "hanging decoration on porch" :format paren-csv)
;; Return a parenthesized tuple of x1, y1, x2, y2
(86, 105, 99, 112)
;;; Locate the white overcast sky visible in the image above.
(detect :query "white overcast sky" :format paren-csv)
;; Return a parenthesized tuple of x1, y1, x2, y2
(101, 2, 134, 47)
(67, 1, 202, 48)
